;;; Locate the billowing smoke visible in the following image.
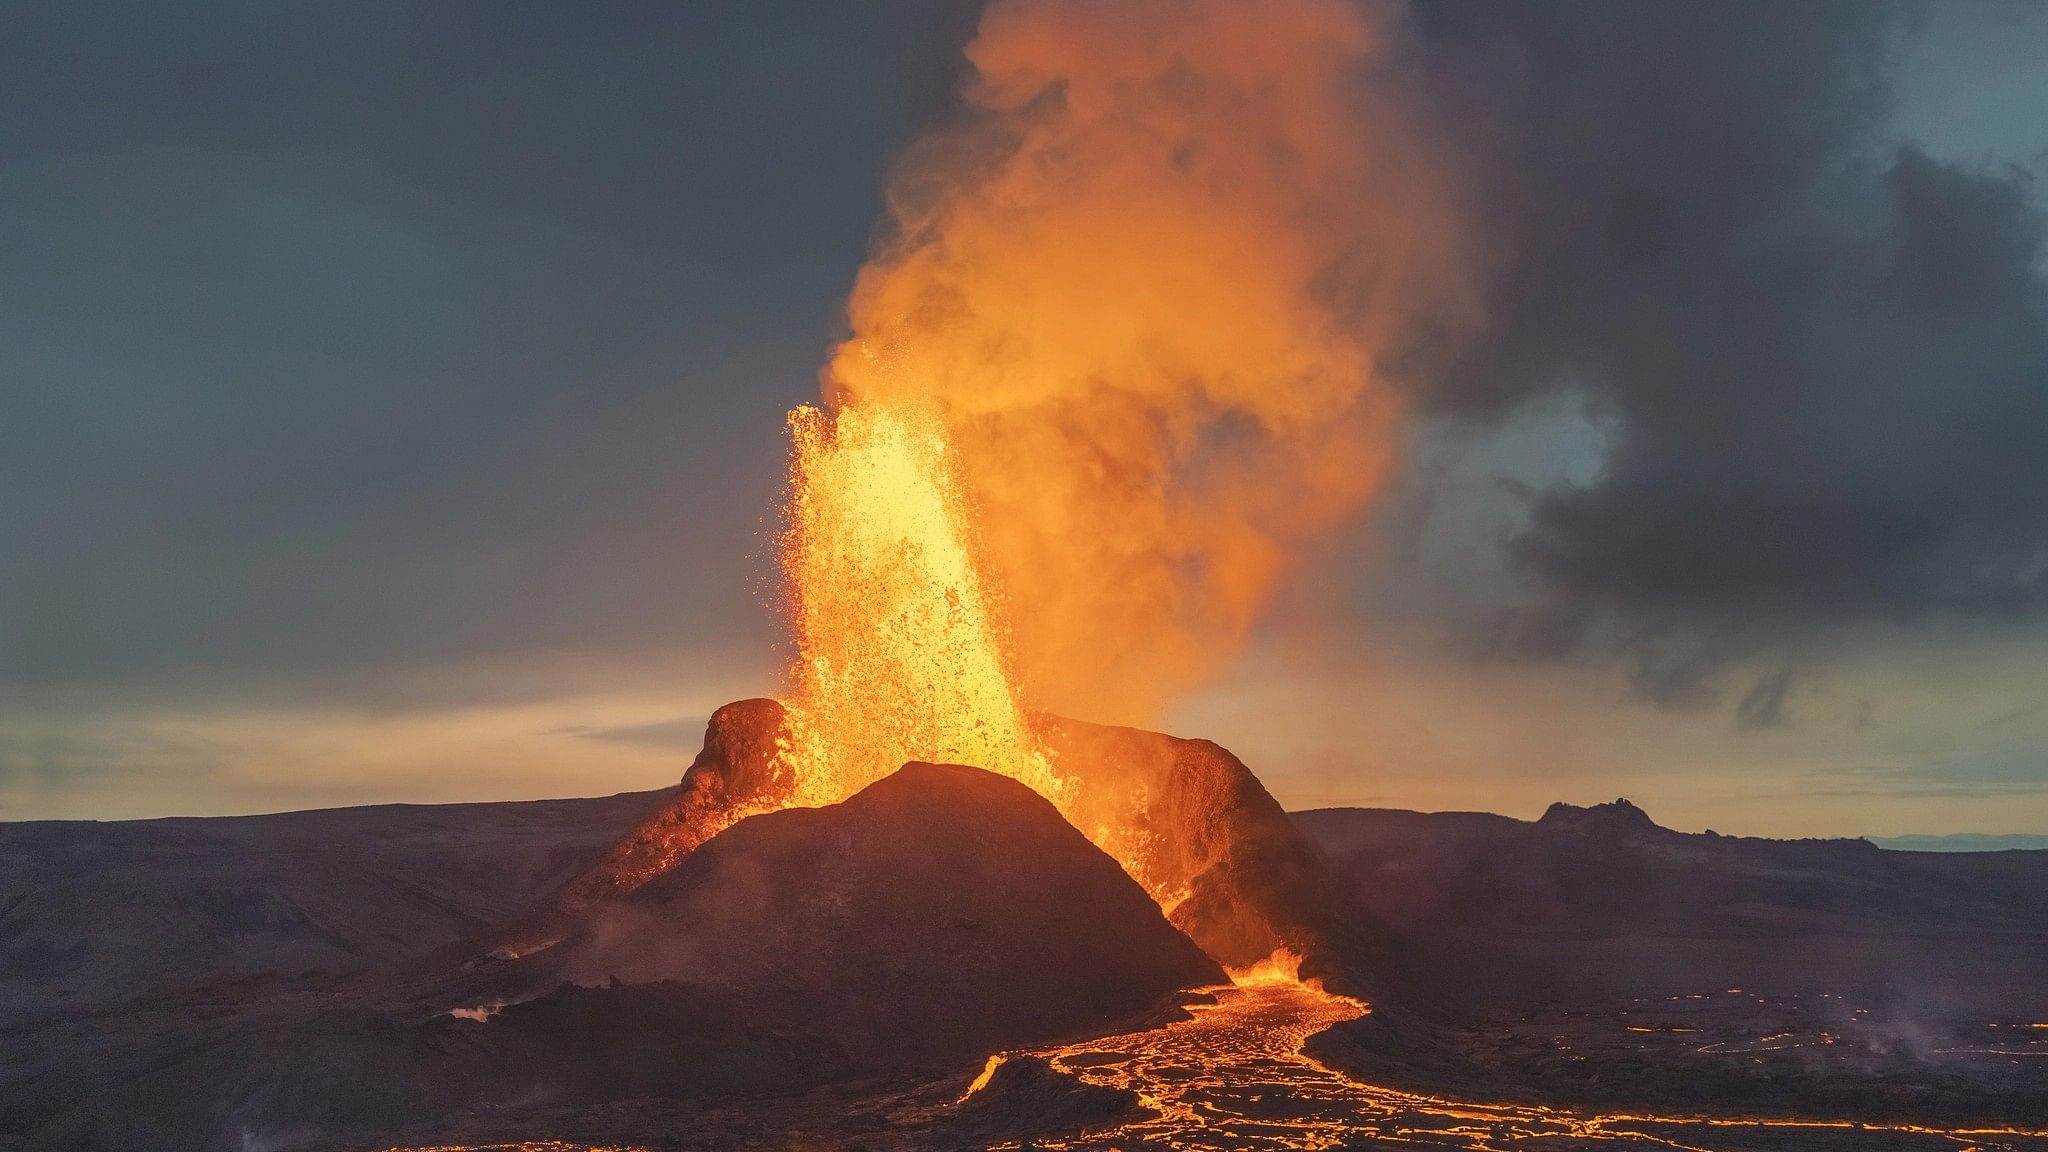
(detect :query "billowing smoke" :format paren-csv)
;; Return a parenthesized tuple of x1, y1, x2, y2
(824, 0, 1472, 723)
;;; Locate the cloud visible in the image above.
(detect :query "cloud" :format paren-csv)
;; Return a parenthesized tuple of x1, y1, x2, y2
(1404, 2, 2048, 693)
(7, 1, 2046, 824)
(556, 716, 709, 752)
(0, 668, 744, 820)
(1735, 666, 1797, 730)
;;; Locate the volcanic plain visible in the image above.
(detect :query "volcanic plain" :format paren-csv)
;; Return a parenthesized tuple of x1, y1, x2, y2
(2, 705, 2044, 1151)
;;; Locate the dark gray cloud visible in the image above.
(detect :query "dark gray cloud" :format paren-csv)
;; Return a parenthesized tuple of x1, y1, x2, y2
(0, 1, 971, 702)
(1409, 2, 2048, 689)
(1734, 665, 1796, 730)
(2, 0, 2044, 828)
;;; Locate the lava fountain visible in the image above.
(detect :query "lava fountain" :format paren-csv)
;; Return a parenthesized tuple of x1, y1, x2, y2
(777, 398, 1064, 811)
(773, 397, 1202, 899)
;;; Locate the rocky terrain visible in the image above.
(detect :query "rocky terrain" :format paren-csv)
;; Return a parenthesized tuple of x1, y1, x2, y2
(1299, 799, 2048, 1125)
(0, 788, 673, 1025)
(1298, 797, 2048, 1012)
(0, 762, 1217, 1151)
(439, 760, 1224, 1066)
(4, 713, 2046, 1149)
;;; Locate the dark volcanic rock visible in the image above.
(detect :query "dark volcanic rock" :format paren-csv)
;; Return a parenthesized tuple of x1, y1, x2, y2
(447, 698, 793, 966)
(934, 1055, 1144, 1148)
(1, 762, 1219, 1152)
(545, 761, 1225, 1052)
(550, 700, 1394, 992)
(554, 698, 794, 909)
(1536, 797, 1660, 838)
(1295, 802, 2048, 1125)
(1293, 801, 2048, 1010)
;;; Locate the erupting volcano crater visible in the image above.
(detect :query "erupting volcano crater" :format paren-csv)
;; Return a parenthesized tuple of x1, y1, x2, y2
(441, 695, 1391, 1044)
(547, 697, 1365, 973)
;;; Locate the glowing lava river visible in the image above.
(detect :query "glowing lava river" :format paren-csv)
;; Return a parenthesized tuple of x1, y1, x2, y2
(945, 966, 2048, 1152)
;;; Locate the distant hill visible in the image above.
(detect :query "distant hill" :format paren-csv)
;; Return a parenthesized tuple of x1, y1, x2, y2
(1293, 799, 2048, 1012)
(1293, 801, 2048, 1124)
(1870, 831, 2048, 852)
(0, 788, 673, 1022)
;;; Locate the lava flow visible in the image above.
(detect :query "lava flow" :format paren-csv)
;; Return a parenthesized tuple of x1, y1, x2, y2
(392, 966, 2048, 1151)
(959, 956, 2048, 1151)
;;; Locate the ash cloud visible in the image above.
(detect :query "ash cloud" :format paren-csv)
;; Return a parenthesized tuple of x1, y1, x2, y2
(1407, 2, 2048, 693)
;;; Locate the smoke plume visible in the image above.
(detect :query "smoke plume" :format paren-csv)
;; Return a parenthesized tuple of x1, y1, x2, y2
(825, 0, 1471, 722)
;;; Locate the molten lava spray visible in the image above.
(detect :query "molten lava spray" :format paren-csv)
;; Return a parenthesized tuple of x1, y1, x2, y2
(779, 402, 1060, 809)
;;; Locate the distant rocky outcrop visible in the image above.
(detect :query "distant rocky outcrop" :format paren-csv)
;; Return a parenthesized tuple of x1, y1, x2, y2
(1294, 801, 2048, 1011)
(1536, 797, 1660, 837)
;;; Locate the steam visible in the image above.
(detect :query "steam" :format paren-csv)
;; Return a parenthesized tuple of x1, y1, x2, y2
(825, 0, 1471, 722)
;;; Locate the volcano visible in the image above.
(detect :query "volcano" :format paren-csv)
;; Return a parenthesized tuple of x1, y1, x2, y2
(450, 757, 1225, 1049)
(532, 698, 1375, 981)
(426, 696, 1389, 1074)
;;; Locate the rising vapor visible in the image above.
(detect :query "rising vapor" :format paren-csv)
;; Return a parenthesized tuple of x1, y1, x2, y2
(824, 0, 1473, 722)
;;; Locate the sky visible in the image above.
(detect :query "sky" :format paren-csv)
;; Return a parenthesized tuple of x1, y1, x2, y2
(3, 0, 2046, 835)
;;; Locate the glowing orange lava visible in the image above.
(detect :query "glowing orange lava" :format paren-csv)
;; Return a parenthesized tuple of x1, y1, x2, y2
(777, 400, 1063, 810)
(958, 957, 2048, 1151)
(771, 399, 1174, 900)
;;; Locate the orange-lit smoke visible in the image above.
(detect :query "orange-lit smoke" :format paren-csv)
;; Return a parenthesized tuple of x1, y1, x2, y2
(824, 0, 1469, 722)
